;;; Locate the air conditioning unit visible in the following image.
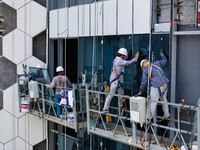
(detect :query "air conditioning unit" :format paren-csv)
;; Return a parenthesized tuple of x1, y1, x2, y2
(28, 81, 39, 99)
(129, 96, 146, 127)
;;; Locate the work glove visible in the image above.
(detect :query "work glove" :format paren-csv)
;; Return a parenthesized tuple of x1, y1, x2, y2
(160, 49, 164, 55)
(135, 93, 142, 97)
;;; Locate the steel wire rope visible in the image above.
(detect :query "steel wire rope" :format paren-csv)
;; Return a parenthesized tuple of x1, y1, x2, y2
(144, 0, 153, 149)
(64, 0, 67, 150)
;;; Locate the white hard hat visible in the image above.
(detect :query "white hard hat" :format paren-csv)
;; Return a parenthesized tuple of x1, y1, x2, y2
(140, 60, 148, 69)
(118, 48, 128, 56)
(56, 66, 64, 72)
(36, 65, 42, 68)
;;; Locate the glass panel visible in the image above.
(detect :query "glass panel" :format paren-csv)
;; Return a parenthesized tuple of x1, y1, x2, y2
(78, 37, 93, 83)
(29, 67, 51, 84)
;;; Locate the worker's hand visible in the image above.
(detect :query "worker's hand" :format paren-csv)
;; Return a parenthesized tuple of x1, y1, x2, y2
(135, 93, 142, 97)
(160, 49, 164, 55)
(46, 84, 49, 88)
(135, 52, 139, 59)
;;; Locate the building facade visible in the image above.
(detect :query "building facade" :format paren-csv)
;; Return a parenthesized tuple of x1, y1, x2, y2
(0, 0, 200, 150)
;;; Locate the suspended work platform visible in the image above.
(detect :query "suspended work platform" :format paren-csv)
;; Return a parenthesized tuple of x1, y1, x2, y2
(17, 72, 92, 132)
(85, 84, 200, 150)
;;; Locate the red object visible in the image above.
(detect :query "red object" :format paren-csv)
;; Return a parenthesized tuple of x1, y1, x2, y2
(170, 20, 172, 29)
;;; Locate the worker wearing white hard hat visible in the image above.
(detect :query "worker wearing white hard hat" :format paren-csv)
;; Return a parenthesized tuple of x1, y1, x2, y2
(103, 48, 139, 113)
(136, 49, 170, 123)
(46, 66, 72, 118)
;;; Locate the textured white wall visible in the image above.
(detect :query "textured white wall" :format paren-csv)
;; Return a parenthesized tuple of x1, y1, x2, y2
(49, 0, 150, 38)
(0, 1, 47, 149)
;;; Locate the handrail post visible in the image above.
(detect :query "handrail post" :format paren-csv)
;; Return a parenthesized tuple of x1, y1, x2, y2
(41, 84, 46, 115)
(73, 84, 78, 132)
(86, 84, 90, 134)
(132, 123, 137, 144)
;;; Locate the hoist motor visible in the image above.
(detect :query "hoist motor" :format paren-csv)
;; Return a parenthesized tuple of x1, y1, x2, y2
(28, 81, 39, 99)
(129, 96, 146, 127)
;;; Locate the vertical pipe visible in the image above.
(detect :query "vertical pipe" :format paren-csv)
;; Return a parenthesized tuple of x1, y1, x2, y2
(169, 0, 173, 103)
(46, 0, 49, 69)
(195, 0, 198, 27)
(197, 103, 200, 150)
(116, 0, 118, 35)
(131, 0, 134, 95)
(145, 0, 153, 149)
(101, 2, 104, 83)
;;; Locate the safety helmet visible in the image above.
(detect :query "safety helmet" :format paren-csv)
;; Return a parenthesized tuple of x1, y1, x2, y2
(56, 66, 64, 72)
(139, 48, 148, 57)
(140, 60, 149, 69)
(36, 65, 42, 68)
(118, 48, 128, 56)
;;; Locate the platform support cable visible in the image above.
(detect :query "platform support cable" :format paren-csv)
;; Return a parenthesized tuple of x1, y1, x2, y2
(64, 0, 67, 149)
(144, 0, 153, 149)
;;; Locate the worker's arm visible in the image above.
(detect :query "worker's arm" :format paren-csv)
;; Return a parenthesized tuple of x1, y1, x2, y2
(154, 50, 167, 67)
(139, 69, 148, 93)
(120, 52, 139, 66)
(46, 77, 56, 88)
(66, 76, 73, 88)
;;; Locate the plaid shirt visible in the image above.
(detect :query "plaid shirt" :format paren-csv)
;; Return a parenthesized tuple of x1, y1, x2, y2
(139, 54, 169, 93)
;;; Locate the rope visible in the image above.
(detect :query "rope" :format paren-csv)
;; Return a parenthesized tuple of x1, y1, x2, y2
(64, 0, 67, 150)
(145, 0, 153, 149)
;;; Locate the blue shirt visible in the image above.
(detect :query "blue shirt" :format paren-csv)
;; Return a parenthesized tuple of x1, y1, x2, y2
(139, 54, 169, 93)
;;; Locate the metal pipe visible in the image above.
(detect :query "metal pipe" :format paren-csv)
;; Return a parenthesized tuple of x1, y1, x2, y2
(101, 2, 104, 83)
(131, 0, 134, 95)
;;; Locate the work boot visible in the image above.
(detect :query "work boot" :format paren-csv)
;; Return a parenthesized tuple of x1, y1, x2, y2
(163, 115, 170, 121)
(102, 109, 109, 114)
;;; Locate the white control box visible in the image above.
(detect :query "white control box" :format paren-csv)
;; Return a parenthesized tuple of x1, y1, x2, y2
(28, 81, 39, 98)
(129, 96, 146, 127)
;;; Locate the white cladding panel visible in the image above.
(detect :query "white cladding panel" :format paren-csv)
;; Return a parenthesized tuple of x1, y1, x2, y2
(134, 0, 150, 34)
(69, 7, 78, 37)
(118, 0, 132, 35)
(79, 5, 90, 37)
(58, 8, 68, 38)
(49, 0, 151, 38)
(103, 0, 116, 35)
(49, 10, 58, 38)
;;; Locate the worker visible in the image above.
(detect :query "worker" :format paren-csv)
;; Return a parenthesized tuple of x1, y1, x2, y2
(36, 65, 44, 80)
(136, 49, 170, 123)
(46, 66, 72, 118)
(103, 48, 139, 113)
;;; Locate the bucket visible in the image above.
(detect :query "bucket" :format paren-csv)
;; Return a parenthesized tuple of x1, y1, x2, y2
(21, 99, 29, 113)
(67, 112, 74, 122)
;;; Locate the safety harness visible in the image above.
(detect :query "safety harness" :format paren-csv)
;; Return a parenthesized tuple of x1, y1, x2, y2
(110, 64, 124, 89)
(149, 64, 168, 96)
(56, 76, 65, 87)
